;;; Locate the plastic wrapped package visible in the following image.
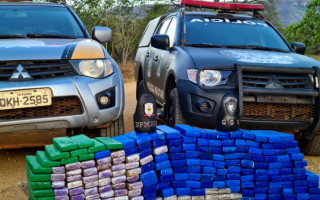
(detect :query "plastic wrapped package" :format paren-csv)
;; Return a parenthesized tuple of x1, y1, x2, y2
(191, 197, 203, 200)
(112, 164, 125, 172)
(55, 196, 69, 200)
(115, 196, 129, 200)
(112, 183, 126, 189)
(86, 193, 100, 200)
(164, 196, 178, 200)
(128, 189, 141, 197)
(100, 190, 115, 198)
(126, 154, 140, 163)
(82, 160, 95, 169)
(99, 169, 112, 179)
(99, 177, 111, 186)
(125, 162, 139, 170)
(67, 175, 82, 183)
(99, 184, 112, 193)
(67, 181, 83, 189)
(54, 188, 68, 196)
(83, 167, 98, 177)
(52, 166, 65, 174)
(84, 187, 98, 196)
(98, 163, 112, 171)
(112, 169, 126, 177)
(126, 168, 141, 177)
(112, 175, 126, 184)
(84, 181, 98, 189)
(131, 196, 144, 200)
(127, 181, 143, 190)
(140, 155, 153, 165)
(68, 186, 84, 196)
(111, 150, 125, 158)
(51, 181, 65, 189)
(66, 169, 82, 177)
(178, 196, 191, 200)
(113, 156, 126, 165)
(205, 188, 218, 195)
(71, 193, 85, 200)
(153, 146, 168, 155)
(51, 173, 65, 182)
(97, 157, 112, 166)
(114, 189, 128, 197)
(66, 162, 81, 171)
(83, 175, 98, 184)
(127, 175, 140, 183)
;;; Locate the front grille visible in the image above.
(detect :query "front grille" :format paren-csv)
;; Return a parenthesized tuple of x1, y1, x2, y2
(0, 96, 82, 121)
(241, 71, 314, 89)
(0, 60, 76, 81)
(242, 102, 315, 121)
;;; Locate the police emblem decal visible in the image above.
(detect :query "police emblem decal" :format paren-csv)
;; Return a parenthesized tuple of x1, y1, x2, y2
(144, 103, 155, 117)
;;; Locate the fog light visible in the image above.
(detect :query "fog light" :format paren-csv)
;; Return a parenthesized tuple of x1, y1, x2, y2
(200, 101, 211, 112)
(99, 95, 110, 106)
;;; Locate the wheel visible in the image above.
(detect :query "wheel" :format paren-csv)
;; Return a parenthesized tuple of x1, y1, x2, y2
(166, 88, 187, 127)
(136, 80, 146, 101)
(97, 115, 124, 137)
(299, 133, 320, 156)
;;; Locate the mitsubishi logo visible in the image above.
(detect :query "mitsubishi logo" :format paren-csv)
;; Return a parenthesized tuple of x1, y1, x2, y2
(10, 64, 32, 80)
(265, 75, 283, 89)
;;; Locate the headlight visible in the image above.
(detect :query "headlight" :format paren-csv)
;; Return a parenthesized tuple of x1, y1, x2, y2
(69, 59, 114, 78)
(200, 70, 222, 87)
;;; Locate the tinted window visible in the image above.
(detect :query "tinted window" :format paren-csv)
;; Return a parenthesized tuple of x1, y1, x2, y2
(185, 16, 290, 52)
(0, 6, 84, 38)
(166, 18, 177, 47)
(139, 17, 161, 47)
(157, 18, 171, 35)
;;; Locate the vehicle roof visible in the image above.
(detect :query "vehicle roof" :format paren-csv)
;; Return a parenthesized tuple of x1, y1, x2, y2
(181, 11, 259, 20)
(0, 1, 65, 7)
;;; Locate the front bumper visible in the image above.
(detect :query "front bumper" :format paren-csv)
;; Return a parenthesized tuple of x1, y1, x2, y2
(177, 65, 320, 137)
(0, 70, 124, 134)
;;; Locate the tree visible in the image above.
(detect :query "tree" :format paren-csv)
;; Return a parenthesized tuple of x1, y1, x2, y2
(285, 0, 320, 54)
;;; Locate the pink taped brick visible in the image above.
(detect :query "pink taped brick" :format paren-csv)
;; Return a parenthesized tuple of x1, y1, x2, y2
(98, 163, 112, 171)
(126, 154, 140, 163)
(52, 181, 65, 189)
(67, 180, 83, 189)
(99, 178, 111, 186)
(86, 193, 100, 200)
(97, 157, 112, 166)
(83, 167, 98, 177)
(115, 196, 129, 200)
(55, 196, 69, 200)
(100, 190, 115, 198)
(52, 166, 65, 174)
(66, 169, 82, 177)
(82, 160, 96, 169)
(140, 155, 153, 165)
(127, 175, 140, 183)
(99, 185, 112, 193)
(112, 169, 126, 177)
(71, 194, 85, 200)
(113, 156, 125, 165)
(51, 173, 66, 182)
(131, 196, 144, 200)
(111, 150, 125, 158)
(83, 175, 98, 184)
(128, 189, 141, 197)
(69, 186, 84, 196)
(54, 188, 68, 196)
(114, 189, 128, 197)
(99, 169, 112, 179)
(127, 168, 141, 177)
(85, 181, 98, 189)
(112, 164, 125, 171)
(84, 187, 98, 196)
(153, 146, 168, 155)
(112, 183, 126, 189)
(67, 175, 82, 183)
(112, 175, 127, 184)
(125, 162, 139, 170)
(127, 181, 143, 190)
(66, 162, 81, 171)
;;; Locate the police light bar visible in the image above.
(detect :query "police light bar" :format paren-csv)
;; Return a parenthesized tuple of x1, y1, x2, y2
(180, 0, 264, 11)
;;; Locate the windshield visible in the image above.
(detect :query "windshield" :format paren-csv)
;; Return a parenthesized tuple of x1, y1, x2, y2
(185, 16, 290, 52)
(0, 6, 85, 38)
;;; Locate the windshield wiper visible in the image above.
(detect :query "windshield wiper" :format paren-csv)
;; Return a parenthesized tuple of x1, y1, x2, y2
(26, 33, 76, 39)
(0, 34, 27, 39)
(185, 43, 223, 48)
(225, 45, 288, 53)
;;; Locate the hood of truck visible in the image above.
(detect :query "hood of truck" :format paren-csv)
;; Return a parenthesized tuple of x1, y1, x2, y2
(184, 47, 320, 69)
(0, 38, 106, 61)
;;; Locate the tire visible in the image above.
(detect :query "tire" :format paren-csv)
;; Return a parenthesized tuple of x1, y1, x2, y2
(97, 115, 125, 137)
(166, 88, 187, 127)
(300, 133, 320, 156)
(136, 80, 146, 101)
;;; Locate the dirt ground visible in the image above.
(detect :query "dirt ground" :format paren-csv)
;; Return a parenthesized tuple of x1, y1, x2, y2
(0, 81, 319, 200)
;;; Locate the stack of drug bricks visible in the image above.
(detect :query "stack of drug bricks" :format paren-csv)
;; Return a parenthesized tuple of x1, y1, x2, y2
(26, 125, 320, 200)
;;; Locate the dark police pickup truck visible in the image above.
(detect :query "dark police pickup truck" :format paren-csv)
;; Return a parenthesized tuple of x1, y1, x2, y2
(135, 0, 320, 155)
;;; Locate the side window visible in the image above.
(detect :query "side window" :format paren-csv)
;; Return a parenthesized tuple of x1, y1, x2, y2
(157, 18, 172, 35)
(166, 18, 177, 47)
(139, 17, 161, 47)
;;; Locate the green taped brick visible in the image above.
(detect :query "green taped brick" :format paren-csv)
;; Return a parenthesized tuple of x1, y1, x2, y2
(79, 153, 95, 161)
(26, 156, 52, 174)
(28, 185, 53, 198)
(88, 139, 106, 153)
(53, 137, 78, 152)
(45, 144, 70, 161)
(36, 151, 60, 167)
(60, 156, 78, 165)
(70, 134, 95, 149)
(29, 195, 54, 200)
(70, 148, 88, 157)
(26, 165, 51, 182)
(96, 137, 123, 150)
(27, 175, 51, 190)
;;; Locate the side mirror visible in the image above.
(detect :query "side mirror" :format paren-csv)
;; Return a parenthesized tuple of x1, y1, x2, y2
(292, 42, 306, 55)
(151, 34, 170, 50)
(92, 26, 112, 43)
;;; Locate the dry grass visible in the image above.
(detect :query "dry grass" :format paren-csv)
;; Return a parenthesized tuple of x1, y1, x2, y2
(119, 62, 135, 83)
(309, 54, 320, 60)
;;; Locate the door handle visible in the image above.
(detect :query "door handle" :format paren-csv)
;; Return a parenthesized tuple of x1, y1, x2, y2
(146, 52, 150, 58)
(154, 56, 159, 62)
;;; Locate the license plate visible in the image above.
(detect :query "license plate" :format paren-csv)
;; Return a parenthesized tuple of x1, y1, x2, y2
(0, 88, 52, 110)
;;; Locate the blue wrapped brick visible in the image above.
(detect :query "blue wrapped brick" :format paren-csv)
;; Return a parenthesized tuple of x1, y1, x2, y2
(125, 131, 151, 145)
(186, 180, 201, 188)
(171, 159, 186, 167)
(150, 130, 165, 141)
(175, 188, 190, 196)
(169, 146, 181, 153)
(181, 135, 197, 144)
(200, 160, 213, 167)
(155, 160, 171, 171)
(170, 153, 184, 160)
(112, 135, 135, 150)
(138, 142, 151, 152)
(175, 124, 201, 137)
(182, 144, 196, 151)
(209, 140, 221, 147)
(190, 189, 205, 196)
(152, 139, 167, 148)
(189, 173, 201, 181)
(124, 146, 139, 156)
(188, 166, 201, 173)
(143, 176, 158, 187)
(242, 168, 254, 175)
(201, 129, 217, 139)
(197, 138, 210, 146)
(140, 170, 157, 181)
(156, 182, 171, 190)
(142, 185, 156, 195)
(141, 162, 155, 173)
(186, 158, 200, 166)
(226, 159, 241, 166)
(155, 153, 169, 163)
(157, 125, 180, 139)
(175, 173, 189, 181)
(185, 151, 198, 158)
(168, 139, 182, 147)
(197, 146, 209, 152)
(160, 188, 174, 198)
(140, 148, 152, 159)
(94, 149, 110, 159)
(172, 181, 186, 188)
